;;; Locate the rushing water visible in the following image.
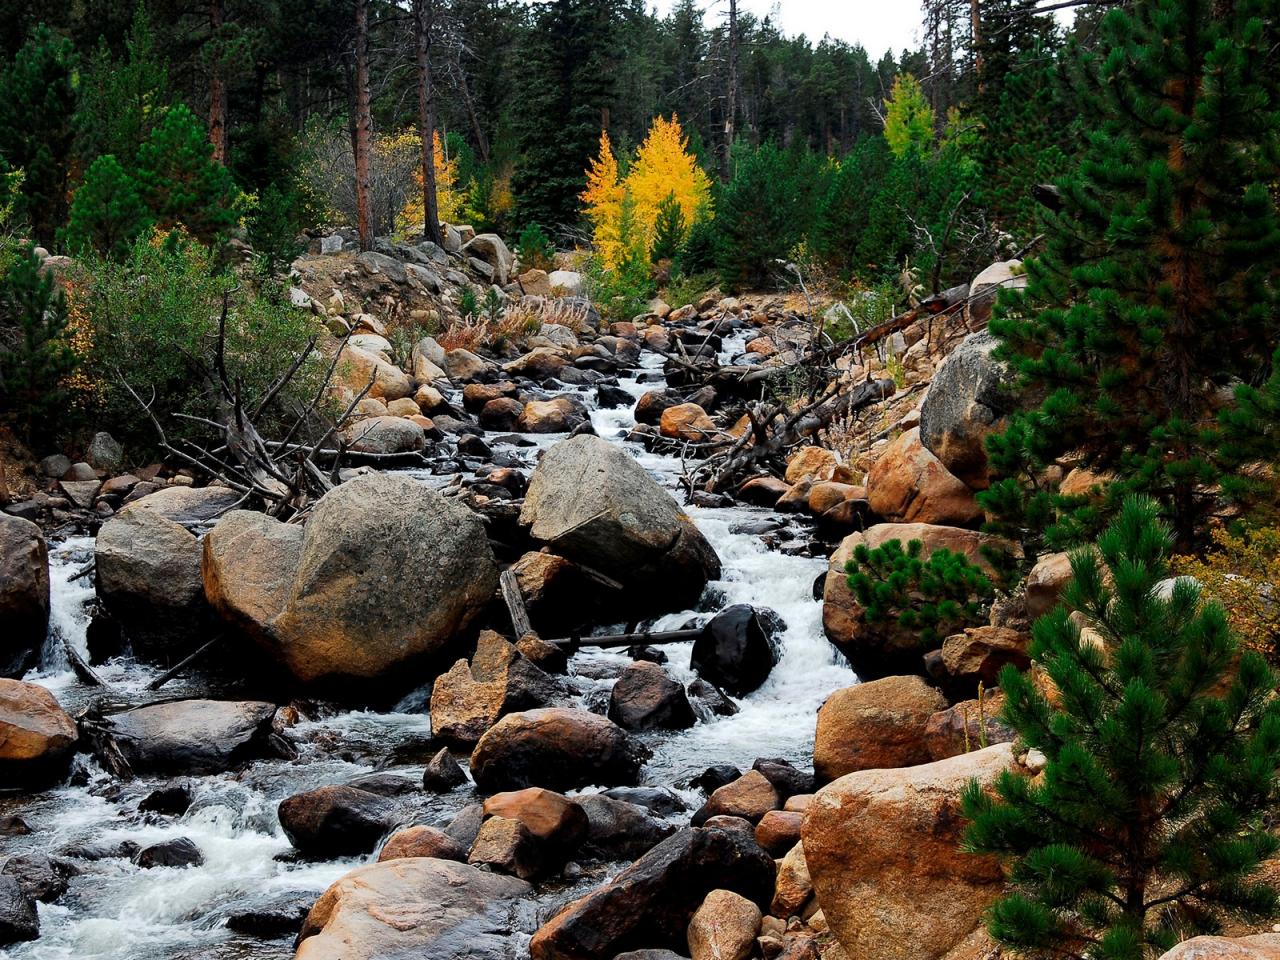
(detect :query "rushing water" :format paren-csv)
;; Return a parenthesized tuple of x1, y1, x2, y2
(1, 329, 855, 960)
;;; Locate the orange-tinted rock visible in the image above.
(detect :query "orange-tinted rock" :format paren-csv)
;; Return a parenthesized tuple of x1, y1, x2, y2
(687, 889, 761, 960)
(377, 825, 467, 862)
(660, 403, 721, 443)
(754, 810, 804, 856)
(867, 428, 981, 526)
(785, 447, 838, 485)
(0, 679, 77, 788)
(1025, 551, 1074, 621)
(694, 770, 780, 825)
(813, 676, 946, 783)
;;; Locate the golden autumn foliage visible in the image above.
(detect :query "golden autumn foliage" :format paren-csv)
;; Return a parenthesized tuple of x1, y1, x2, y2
(1173, 524, 1280, 662)
(396, 130, 465, 234)
(581, 115, 711, 269)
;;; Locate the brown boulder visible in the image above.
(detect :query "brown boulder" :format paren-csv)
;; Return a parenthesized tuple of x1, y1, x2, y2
(277, 785, 395, 857)
(483, 787, 588, 850)
(480, 397, 525, 432)
(802, 743, 1015, 960)
(687, 889, 761, 960)
(660, 403, 721, 443)
(0, 679, 77, 788)
(295, 857, 532, 960)
(518, 396, 589, 433)
(785, 447, 839, 485)
(608, 661, 695, 731)
(771, 842, 812, 918)
(635, 390, 679, 426)
(331, 343, 413, 402)
(936, 626, 1030, 696)
(377, 825, 467, 862)
(0, 516, 49, 679)
(822, 523, 1013, 679)
(813, 676, 946, 783)
(754, 810, 803, 856)
(867, 428, 981, 526)
(737, 476, 791, 507)
(1025, 551, 1074, 621)
(470, 708, 648, 793)
(693, 771, 780, 826)
(468, 816, 545, 880)
(922, 690, 1015, 762)
(807, 482, 856, 516)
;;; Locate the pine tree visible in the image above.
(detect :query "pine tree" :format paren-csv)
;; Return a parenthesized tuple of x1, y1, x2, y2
(63, 154, 153, 259)
(714, 142, 811, 291)
(135, 104, 240, 242)
(0, 242, 78, 438)
(650, 191, 685, 264)
(0, 24, 78, 248)
(962, 496, 1280, 960)
(813, 135, 892, 278)
(980, 0, 1280, 550)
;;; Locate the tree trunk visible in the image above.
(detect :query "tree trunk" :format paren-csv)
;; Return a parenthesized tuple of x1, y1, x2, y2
(413, 0, 444, 246)
(722, 0, 737, 180)
(209, 0, 228, 163)
(353, 0, 374, 252)
(971, 0, 984, 91)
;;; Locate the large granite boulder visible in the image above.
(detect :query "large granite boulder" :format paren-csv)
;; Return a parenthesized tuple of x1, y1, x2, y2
(462, 234, 515, 286)
(203, 473, 498, 689)
(1158, 936, 1280, 960)
(81, 699, 278, 777)
(470, 708, 649, 793)
(295, 858, 532, 960)
(802, 743, 1015, 960)
(918, 331, 1011, 489)
(822, 523, 1013, 679)
(520, 436, 720, 614)
(529, 826, 775, 960)
(813, 676, 947, 783)
(277, 785, 396, 857)
(0, 516, 48, 678)
(0, 679, 77, 788)
(866, 427, 982, 527)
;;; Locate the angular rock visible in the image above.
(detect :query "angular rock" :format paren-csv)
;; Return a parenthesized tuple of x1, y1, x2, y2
(422, 747, 468, 791)
(83, 699, 277, 777)
(923, 692, 1015, 762)
(692, 771, 780, 826)
(462, 234, 514, 285)
(754, 810, 803, 856)
(635, 390, 679, 426)
(813, 676, 947, 783)
(520, 436, 720, 614)
(918, 332, 1010, 489)
(577, 794, 675, 860)
(470, 708, 649, 793)
(867, 428, 981, 527)
(822, 524, 1013, 679)
(468, 815, 545, 880)
(1025, 551, 1073, 621)
(378, 824, 467, 862)
(295, 858, 532, 960)
(687, 889, 760, 960)
(483, 787, 588, 851)
(690, 605, 780, 697)
(770, 843, 812, 918)
(0, 516, 49, 678)
(608, 661, 695, 731)
(278, 785, 395, 857)
(0, 679, 76, 788)
(785, 447, 839, 485)
(1, 853, 73, 901)
(0, 876, 38, 945)
(85, 431, 124, 472)
(529, 826, 775, 960)
(802, 743, 1015, 960)
(936, 626, 1030, 697)
(203, 474, 498, 689)
(480, 397, 525, 432)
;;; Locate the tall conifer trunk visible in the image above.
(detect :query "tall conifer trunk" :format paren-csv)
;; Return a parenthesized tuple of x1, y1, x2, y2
(413, 0, 443, 246)
(209, 0, 227, 163)
(353, 0, 373, 251)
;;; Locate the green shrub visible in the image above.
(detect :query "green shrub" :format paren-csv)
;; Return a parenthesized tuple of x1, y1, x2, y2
(516, 222, 555, 272)
(846, 538, 995, 647)
(650, 192, 686, 265)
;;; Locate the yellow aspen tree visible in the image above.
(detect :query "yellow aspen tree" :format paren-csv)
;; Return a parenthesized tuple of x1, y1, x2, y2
(398, 130, 464, 234)
(581, 129, 625, 267)
(625, 114, 711, 250)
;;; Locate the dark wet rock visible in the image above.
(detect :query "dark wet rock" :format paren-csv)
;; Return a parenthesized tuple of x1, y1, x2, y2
(1, 853, 75, 901)
(528, 826, 775, 960)
(608, 661, 695, 731)
(687, 679, 739, 718)
(225, 894, 311, 938)
(345, 771, 420, 797)
(601, 787, 688, 816)
(444, 802, 486, 848)
(577, 794, 675, 860)
(0, 516, 49, 679)
(625, 645, 667, 664)
(277, 785, 395, 857)
(457, 433, 494, 458)
(596, 384, 634, 409)
(82, 700, 279, 777)
(0, 876, 38, 945)
(60, 839, 140, 862)
(692, 764, 742, 794)
(751, 758, 814, 801)
(0, 817, 30, 836)
(135, 837, 204, 869)
(470, 708, 649, 793)
(138, 783, 193, 816)
(689, 605, 781, 696)
(422, 747, 468, 792)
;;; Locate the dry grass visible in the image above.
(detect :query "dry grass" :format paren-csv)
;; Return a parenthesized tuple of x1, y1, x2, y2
(437, 297, 592, 352)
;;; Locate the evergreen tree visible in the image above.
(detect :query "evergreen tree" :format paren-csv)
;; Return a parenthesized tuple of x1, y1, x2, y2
(813, 135, 892, 278)
(135, 103, 240, 242)
(0, 24, 77, 248)
(714, 141, 812, 291)
(63, 154, 152, 259)
(0, 242, 78, 438)
(883, 72, 934, 158)
(650, 191, 685, 264)
(963, 496, 1280, 960)
(980, 0, 1280, 551)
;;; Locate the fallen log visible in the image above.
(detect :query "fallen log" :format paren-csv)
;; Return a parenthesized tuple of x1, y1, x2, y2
(147, 635, 225, 691)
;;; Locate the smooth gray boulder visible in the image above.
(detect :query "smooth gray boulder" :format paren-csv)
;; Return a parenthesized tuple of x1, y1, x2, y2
(520, 435, 720, 613)
(918, 331, 1012, 489)
(462, 234, 514, 285)
(0, 516, 48, 678)
(340, 416, 426, 454)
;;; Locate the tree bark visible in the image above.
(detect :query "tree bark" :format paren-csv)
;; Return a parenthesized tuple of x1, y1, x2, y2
(353, 0, 374, 252)
(413, 0, 444, 246)
(722, 0, 737, 180)
(209, 0, 228, 163)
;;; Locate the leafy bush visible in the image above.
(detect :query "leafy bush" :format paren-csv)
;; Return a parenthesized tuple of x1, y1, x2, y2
(81, 229, 320, 446)
(516, 222, 555, 272)
(846, 538, 995, 647)
(663, 269, 717, 312)
(0, 241, 79, 439)
(1174, 524, 1280, 663)
(246, 181, 312, 276)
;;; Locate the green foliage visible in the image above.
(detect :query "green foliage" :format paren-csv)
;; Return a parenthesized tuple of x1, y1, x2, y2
(674, 209, 717, 276)
(883, 73, 935, 158)
(516, 221, 555, 272)
(650, 191, 686, 264)
(63, 154, 153, 259)
(82, 230, 318, 446)
(845, 538, 995, 648)
(246, 181, 310, 276)
(0, 24, 78, 247)
(458, 285, 479, 318)
(586, 188, 654, 320)
(812, 136, 893, 278)
(135, 104, 240, 243)
(979, 1, 1280, 550)
(663, 269, 717, 313)
(962, 497, 1280, 959)
(0, 241, 78, 439)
